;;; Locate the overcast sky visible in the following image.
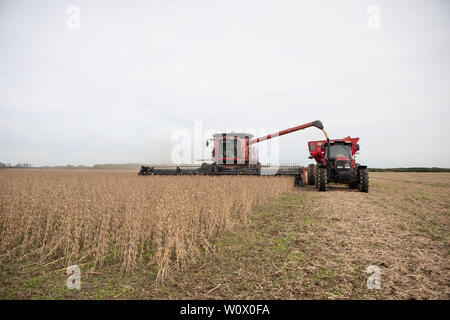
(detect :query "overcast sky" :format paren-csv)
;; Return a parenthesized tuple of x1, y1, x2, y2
(0, 0, 449, 167)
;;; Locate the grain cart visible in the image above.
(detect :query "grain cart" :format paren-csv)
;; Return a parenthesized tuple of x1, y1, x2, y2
(306, 136, 369, 192)
(138, 120, 327, 187)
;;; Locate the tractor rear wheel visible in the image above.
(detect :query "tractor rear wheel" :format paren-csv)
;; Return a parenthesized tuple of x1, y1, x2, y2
(358, 168, 369, 193)
(307, 164, 316, 185)
(315, 166, 319, 189)
(318, 167, 327, 191)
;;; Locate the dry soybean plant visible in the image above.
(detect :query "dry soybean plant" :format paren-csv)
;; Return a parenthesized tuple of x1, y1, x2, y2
(0, 170, 294, 281)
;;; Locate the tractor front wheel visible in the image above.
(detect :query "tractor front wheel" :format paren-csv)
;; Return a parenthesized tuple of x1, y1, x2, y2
(318, 167, 327, 191)
(358, 168, 369, 193)
(307, 164, 316, 185)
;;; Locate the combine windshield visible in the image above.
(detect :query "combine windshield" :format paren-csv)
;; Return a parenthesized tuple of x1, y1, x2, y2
(226, 137, 236, 159)
(327, 144, 351, 159)
(217, 136, 238, 160)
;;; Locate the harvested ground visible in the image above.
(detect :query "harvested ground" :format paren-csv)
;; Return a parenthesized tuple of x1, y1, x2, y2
(1, 172, 448, 299)
(153, 172, 449, 299)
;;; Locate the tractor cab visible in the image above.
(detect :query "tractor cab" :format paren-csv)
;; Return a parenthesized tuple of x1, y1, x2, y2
(323, 141, 354, 171)
(320, 140, 357, 184)
(325, 142, 352, 160)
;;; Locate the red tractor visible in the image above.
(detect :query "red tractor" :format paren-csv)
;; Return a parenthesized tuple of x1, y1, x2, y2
(306, 136, 369, 192)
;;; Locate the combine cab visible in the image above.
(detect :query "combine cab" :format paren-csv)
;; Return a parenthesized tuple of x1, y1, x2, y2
(306, 136, 369, 192)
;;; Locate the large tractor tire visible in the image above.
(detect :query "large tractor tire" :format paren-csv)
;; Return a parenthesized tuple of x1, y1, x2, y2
(318, 167, 327, 191)
(307, 164, 316, 185)
(358, 168, 369, 193)
(315, 166, 319, 189)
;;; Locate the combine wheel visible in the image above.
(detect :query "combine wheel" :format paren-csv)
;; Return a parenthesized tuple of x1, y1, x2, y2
(307, 164, 316, 185)
(294, 175, 302, 187)
(318, 167, 327, 191)
(199, 163, 211, 174)
(294, 167, 306, 187)
(358, 168, 369, 193)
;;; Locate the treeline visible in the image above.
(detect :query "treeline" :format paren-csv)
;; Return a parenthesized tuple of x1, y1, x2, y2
(2, 163, 142, 170)
(92, 163, 141, 170)
(39, 163, 141, 170)
(368, 167, 450, 172)
(40, 165, 91, 170)
(0, 162, 32, 168)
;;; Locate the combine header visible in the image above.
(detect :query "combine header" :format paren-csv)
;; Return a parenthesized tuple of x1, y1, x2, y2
(138, 120, 326, 186)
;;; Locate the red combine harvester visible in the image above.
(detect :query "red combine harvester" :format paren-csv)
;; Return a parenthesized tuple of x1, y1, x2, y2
(138, 120, 326, 186)
(306, 136, 369, 192)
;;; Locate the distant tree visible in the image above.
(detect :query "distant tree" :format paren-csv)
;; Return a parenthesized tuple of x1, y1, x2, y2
(368, 167, 450, 172)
